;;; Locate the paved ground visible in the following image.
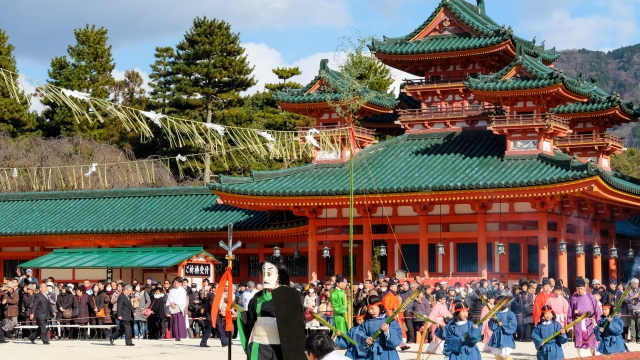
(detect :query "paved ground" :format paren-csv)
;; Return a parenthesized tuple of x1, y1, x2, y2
(2, 337, 640, 359)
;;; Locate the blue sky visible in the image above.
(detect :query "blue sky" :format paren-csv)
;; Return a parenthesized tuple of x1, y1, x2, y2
(2, 0, 640, 96)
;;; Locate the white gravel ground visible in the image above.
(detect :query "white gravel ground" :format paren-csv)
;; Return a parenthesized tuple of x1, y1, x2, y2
(2, 337, 640, 359)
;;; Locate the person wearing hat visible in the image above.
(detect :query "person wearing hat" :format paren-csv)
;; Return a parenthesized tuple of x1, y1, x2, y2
(424, 291, 452, 354)
(334, 306, 366, 359)
(569, 276, 602, 356)
(533, 278, 553, 326)
(545, 284, 569, 329)
(1, 282, 19, 324)
(381, 279, 410, 351)
(330, 276, 349, 335)
(594, 302, 628, 354)
(20, 269, 38, 287)
(488, 295, 517, 360)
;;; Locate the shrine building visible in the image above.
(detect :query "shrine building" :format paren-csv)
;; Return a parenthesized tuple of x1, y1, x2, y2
(3, 0, 640, 289)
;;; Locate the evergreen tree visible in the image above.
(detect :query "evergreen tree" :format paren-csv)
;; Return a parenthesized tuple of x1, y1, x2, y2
(172, 17, 256, 181)
(265, 67, 303, 92)
(39, 25, 116, 141)
(148, 46, 175, 114)
(111, 69, 148, 108)
(0, 29, 38, 136)
(344, 48, 394, 94)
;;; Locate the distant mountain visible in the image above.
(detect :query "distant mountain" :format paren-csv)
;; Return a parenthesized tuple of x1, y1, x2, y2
(554, 44, 640, 146)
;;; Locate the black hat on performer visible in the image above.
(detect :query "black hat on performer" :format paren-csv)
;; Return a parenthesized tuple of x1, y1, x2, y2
(496, 295, 507, 303)
(486, 292, 496, 300)
(553, 283, 563, 291)
(542, 277, 551, 286)
(435, 291, 447, 301)
(576, 276, 586, 287)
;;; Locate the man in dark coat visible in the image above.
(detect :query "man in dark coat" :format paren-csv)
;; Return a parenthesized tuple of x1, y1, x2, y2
(199, 288, 215, 347)
(109, 284, 134, 346)
(28, 283, 52, 344)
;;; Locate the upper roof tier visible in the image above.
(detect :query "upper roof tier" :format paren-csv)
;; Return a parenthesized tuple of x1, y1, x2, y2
(551, 92, 640, 120)
(464, 52, 610, 102)
(209, 131, 640, 198)
(273, 59, 398, 113)
(369, 0, 558, 74)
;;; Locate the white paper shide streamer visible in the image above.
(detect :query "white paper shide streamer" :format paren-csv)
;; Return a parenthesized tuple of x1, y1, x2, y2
(256, 130, 275, 142)
(176, 154, 187, 162)
(305, 128, 321, 149)
(61, 88, 91, 101)
(11, 168, 18, 178)
(204, 123, 226, 136)
(140, 110, 167, 128)
(84, 163, 98, 177)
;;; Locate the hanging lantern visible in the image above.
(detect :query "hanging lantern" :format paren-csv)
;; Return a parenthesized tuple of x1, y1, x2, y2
(437, 242, 445, 255)
(322, 245, 331, 258)
(273, 245, 281, 258)
(610, 245, 618, 259)
(497, 241, 506, 255)
(293, 248, 301, 260)
(593, 242, 601, 257)
(629, 246, 635, 258)
(379, 243, 387, 257)
(558, 238, 567, 253)
(576, 242, 584, 255)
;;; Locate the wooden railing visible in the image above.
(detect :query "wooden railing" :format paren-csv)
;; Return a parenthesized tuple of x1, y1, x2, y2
(490, 114, 570, 129)
(297, 125, 375, 138)
(555, 133, 624, 148)
(398, 105, 498, 120)
(404, 76, 468, 86)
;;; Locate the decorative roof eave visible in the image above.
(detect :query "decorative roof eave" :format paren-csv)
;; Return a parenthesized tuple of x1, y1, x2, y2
(552, 106, 638, 122)
(277, 101, 394, 115)
(211, 176, 640, 211)
(468, 84, 591, 102)
(373, 39, 516, 62)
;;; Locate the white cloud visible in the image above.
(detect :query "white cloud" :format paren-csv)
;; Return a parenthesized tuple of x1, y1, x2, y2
(243, 42, 412, 97)
(516, 0, 639, 51)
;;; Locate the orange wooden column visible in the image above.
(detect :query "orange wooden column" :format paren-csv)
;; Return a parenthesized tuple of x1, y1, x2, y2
(593, 219, 602, 282)
(477, 209, 488, 279)
(308, 217, 318, 282)
(576, 220, 586, 278)
(335, 240, 343, 277)
(362, 217, 372, 280)
(538, 210, 549, 279)
(419, 214, 429, 278)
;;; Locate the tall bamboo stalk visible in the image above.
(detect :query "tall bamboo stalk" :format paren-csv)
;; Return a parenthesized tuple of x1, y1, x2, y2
(348, 121, 355, 329)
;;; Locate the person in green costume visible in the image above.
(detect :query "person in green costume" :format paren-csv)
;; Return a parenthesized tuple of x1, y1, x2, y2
(331, 276, 349, 335)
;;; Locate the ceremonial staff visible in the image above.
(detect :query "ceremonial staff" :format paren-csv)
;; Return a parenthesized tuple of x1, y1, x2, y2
(311, 313, 357, 345)
(216, 224, 242, 360)
(584, 282, 633, 343)
(370, 288, 420, 341)
(464, 296, 511, 338)
(539, 312, 592, 350)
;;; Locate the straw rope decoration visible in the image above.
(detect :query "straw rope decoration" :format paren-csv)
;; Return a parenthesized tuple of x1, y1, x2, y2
(0, 67, 348, 166)
(0, 146, 262, 193)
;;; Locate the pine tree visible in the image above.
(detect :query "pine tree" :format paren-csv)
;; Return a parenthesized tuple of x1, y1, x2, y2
(0, 29, 38, 136)
(345, 50, 394, 94)
(111, 69, 148, 108)
(39, 25, 116, 141)
(148, 46, 175, 114)
(265, 67, 303, 92)
(172, 17, 256, 182)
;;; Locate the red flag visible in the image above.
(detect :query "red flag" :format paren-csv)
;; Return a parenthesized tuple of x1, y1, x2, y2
(211, 267, 234, 332)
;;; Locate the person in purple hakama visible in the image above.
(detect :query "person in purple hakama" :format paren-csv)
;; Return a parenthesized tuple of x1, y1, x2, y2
(568, 276, 602, 357)
(166, 277, 188, 341)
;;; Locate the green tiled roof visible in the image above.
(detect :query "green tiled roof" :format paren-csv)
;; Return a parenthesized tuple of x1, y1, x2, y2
(0, 187, 303, 236)
(273, 59, 398, 109)
(464, 54, 610, 101)
(551, 93, 640, 118)
(20, 247, 215, 269)
(361, 93, 418, 125)
(210, 131, 600, 197)
(369, 0, 558, 62)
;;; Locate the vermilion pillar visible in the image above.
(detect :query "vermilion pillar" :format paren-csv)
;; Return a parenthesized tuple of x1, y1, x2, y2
(363, 217, 372, 280)
(335, 240, 343, 278)
(477, 210, 488, 278)
(419, 214, 429, 278)
(593, 219, 602, 282)
(308, 217, 317, 282)
(538, 210, 549, 279)
(576, 220, 586, 278)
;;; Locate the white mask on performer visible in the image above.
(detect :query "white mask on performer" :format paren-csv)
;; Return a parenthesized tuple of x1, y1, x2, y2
(262, 263, 279, 290)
